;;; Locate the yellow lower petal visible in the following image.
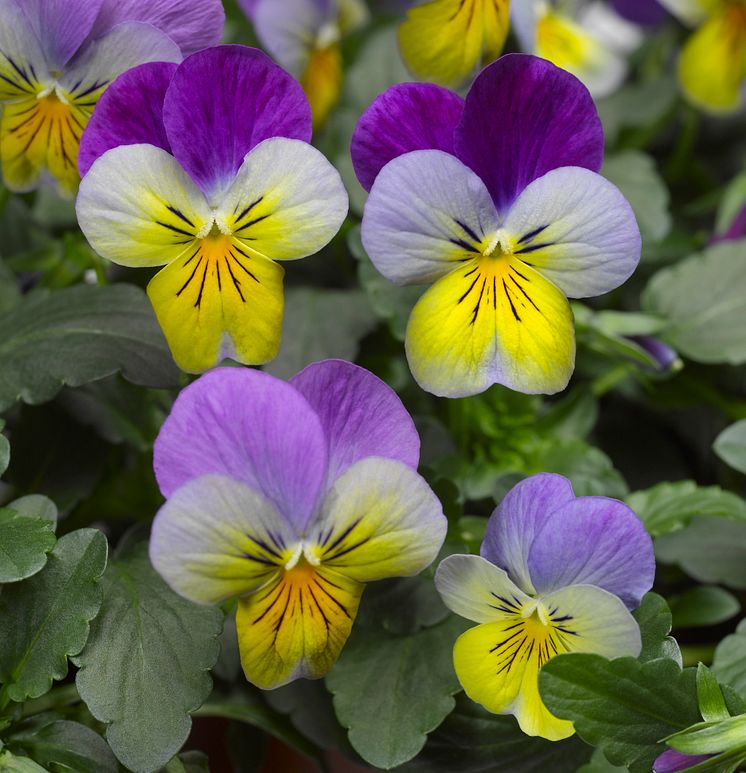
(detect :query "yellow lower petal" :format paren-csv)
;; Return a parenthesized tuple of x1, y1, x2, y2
(405, 255, 575, 397)
(0, 92, 88, 196)
(236, 561, 364, 689)
(302, 44, 343, 131)
(679, 7, 746, 112)
(453, 615, 575, 741)
(147, 235, 285, 373)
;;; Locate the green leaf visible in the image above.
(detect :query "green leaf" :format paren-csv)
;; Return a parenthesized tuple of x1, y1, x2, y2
(669, 586, 740, 629)
(626, 481, 746, 537)
(0, 751, 48, 772)
(714, 420, 746, 474)
(6, 718, 118, 773)
(655, 517, 746, 589)
(696, 664, 730, 723)
(0, 283, 180, 411)
(74, 543, 223, 773)
(6, 495, 57, 526)
(264, 287, 378, 380)
(399, 696, 593, 773)
(539, 655, 700, 773)
(633, 593, 682, 665)
(577, 748, 629, 773)
(602, 152, 671, 245)
(0, 508, 56, 583)
(326, 615, 467, 769)
(715, 172, 746, 235)
(713, 618, 746, 701)
(0, 430, 8, 477)
(0, 529, 107, 702)
(642, 242, 746, 365)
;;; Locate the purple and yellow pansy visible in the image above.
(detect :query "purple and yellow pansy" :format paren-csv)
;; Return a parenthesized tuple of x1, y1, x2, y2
(353, 54, 641, 398)
(149, 360, 447, 689)
(76, 45, 348, 373)
(0, 0, 224, 196)
(436, 472, 655, 740)
(241, 0, 369, 129)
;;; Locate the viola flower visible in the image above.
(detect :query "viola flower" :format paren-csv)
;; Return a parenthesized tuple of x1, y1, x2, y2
(76, 46, 348, 374)
(241, 0, 369, 129)
(654, 750, 712, 772)
(149, 360, 447, 689)
(713, 204, 746, 243)
(435, 473, 654, 740)
(352, 54, 641, 397)
(511, 0, 642, 97)
(398, 0, 510, 89)
(659, 0, 746, 112)
(0, 0, 224, 196)
(612, 0, 669, 26)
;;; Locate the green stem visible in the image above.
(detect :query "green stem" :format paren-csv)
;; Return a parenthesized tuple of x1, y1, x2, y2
(591, 364, 633, 397)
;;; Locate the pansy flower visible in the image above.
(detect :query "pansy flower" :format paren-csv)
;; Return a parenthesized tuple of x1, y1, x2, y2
(612, 0, 669, 26)
(241, 0, 369, 129)
(658, 0, 746, 112)
(352, 54, 641, 397)
(0, 0, 224, 196)
(435, 473, 654, 740)
(511, 0, 642, 97)
(76, 46, 348, 374)
(397, 0, 510, 89)
(149, 360, 447, 689)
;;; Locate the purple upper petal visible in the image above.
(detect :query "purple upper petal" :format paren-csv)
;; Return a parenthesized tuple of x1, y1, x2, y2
(290, 359, 420, 486)
(154, 367, 328, 535)
(351, 82, 464, 193)
(89, 0, 225, 56)
(612, 0, 668, 26)
(162, 45, 313, 203)
(78, 61, 176, 177)
(238, 0, 260, 20)
(654, 750, 711, 773)
(454, 54, 605, 213)
(19, 0, 103, 69)
(481, 473, 576, 595)
(528, 497, 655, 609)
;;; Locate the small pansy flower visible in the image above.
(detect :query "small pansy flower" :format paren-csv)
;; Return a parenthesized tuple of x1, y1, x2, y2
(397, 0, 510, 89)
(435, 473, 654, 740)
(654, 750, 711, 773)
(352, 54, 641, 398)
(0, 0, 224, 196)
(76, 46, 348, 374)
(149, 360, 447, 689)
(612, 0, 669, 26)
(241, 0, 369, 129)
(658, 0, 746, 112)
(511, 0, 642, 97)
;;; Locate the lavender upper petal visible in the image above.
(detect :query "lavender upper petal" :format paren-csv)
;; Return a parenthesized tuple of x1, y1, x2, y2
(454, 54, 604, 213)
(351, 82, 464, 192)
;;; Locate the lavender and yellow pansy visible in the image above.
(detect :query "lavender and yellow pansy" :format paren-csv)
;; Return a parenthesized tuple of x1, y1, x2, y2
(0, 0, 224, 196)
(436, 472, 655, 740)
(353, 54, 641, 398)
(75, 45, 348, 374)
(149, 360, 447, 689)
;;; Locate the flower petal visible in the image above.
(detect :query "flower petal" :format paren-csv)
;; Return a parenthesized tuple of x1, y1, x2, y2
(528, 497, 655, 609)
(361, 150, 499, 285)
(0, 0, 49, 101)
(307, 457, 446, 582)
(654, 750, 712, 773)
(290, 359, 420, 483)
(78, 61, 176, 177)
(678, 11, 746, 113)
(147, 238, 285, 373)
(502, 167, 641, 299)
(18, 0, 102, 70)
(454, 54, 604, 212)
(154, 367, 328, 534)
(452, 584, 640, 740)
(435, 554, 533, 624)
(302, 43, 343, 130)
(162, 45, 312, 203)
(398, 0, 508, 89)
(405, 257, 576, 397)
(481, 473, 576, 594)
(351, 83, 464, 192)
(214, 137, 348, 262)
(76, 144, 212, 267)
(236, 562, 363, 689)
(149, 474, 298, 604)
(90, 0, 225, 56)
